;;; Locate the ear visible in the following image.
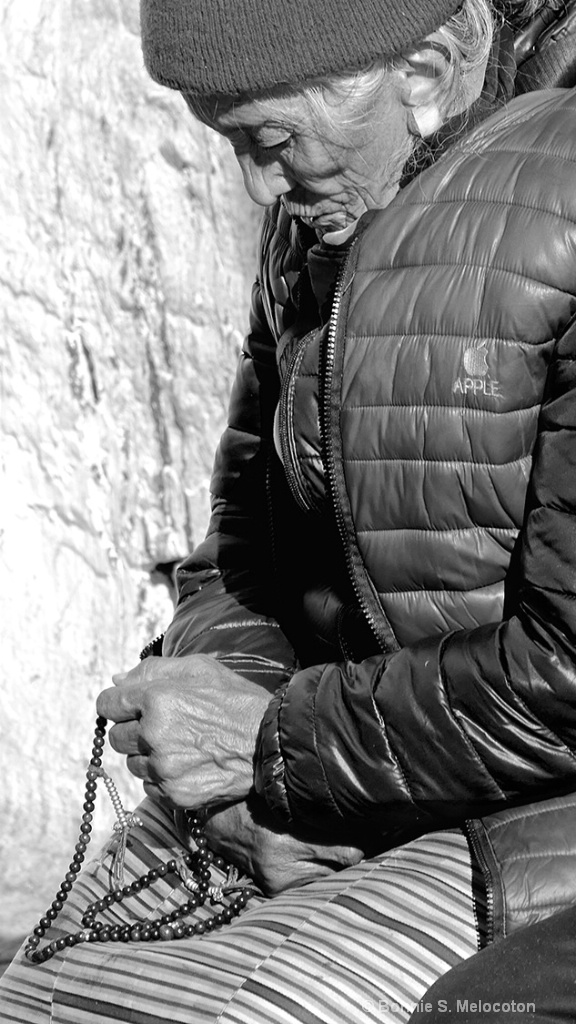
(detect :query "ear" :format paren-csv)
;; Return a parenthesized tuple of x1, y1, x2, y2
(397, 45, 452, 137)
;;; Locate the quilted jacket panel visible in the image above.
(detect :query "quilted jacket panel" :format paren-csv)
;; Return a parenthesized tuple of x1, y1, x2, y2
(165, 88, 576, 933)
(254, 88, 576, 829)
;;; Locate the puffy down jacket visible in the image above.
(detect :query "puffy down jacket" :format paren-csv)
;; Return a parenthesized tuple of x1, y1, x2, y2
(164, 86, 576, 943)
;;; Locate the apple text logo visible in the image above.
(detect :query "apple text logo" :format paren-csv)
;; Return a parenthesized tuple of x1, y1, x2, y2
(452, 341, 503, 399)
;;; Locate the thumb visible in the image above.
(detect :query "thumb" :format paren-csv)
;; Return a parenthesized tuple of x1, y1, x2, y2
(312, 843, 364, 866)
(332, 845, 364, 866)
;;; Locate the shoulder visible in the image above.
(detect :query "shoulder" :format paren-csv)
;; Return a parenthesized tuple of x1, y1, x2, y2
(465, 85, 576, 157)
(355, 87, 576, 298)
(438, 86, 576, 209)
(341, 88, 576, 415)
(401, 86, 576, 214)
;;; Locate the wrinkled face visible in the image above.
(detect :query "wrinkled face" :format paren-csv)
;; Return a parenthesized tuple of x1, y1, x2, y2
(194, 78, 413, 240)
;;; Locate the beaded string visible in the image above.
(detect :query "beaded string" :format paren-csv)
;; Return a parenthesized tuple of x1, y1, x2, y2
(25, 716, 255, 965)
(92, 765, 143, 888)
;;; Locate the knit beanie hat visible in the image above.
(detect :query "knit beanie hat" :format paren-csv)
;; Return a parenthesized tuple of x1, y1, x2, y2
(141, 0, 464, 97)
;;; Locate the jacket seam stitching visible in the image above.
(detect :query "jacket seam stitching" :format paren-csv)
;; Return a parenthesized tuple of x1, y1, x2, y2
(346, 456, 530, 466)
(175, 621, 285, 649)
(379, 586, 504, 596)
(507, 900, 576, 910)
(353, 262, 575, 295)
(272, 685, 295, 823)
(344, 458, 528, 466)
(497, 850, 576, 864)
(202, 620, 283, 631)
(505, 634, 576, 771)
(369, 690, 414, 800)
(343, 403, 541, 414)
(486, 799, 576, 832)
(219, 665, 290, 675)
(311, 678, 345, 820)
(397, 188, 576, 217)
(439, 634, 507, 799)
(358, 526, 517, 535)
(347, 333, 555, 346)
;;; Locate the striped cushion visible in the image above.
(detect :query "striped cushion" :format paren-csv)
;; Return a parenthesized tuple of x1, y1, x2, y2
(0, 799, 480, 1023)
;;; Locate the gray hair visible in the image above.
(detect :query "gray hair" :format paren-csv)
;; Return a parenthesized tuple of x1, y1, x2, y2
(292, 0, 543, 131)
(185, 0, 544, 136)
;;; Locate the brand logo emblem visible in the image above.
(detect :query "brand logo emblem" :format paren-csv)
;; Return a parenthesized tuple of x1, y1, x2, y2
(453, 341, 503, 399)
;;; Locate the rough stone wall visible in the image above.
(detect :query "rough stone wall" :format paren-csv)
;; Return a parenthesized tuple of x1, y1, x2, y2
(0, 0, 260, 939)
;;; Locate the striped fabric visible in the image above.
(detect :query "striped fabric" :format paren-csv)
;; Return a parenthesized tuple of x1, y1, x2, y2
(0, 800, 480, 1024)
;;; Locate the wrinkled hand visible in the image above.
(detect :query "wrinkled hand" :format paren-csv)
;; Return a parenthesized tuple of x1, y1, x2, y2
(201, 797, 364, 896)
(96, 655, 272, 809)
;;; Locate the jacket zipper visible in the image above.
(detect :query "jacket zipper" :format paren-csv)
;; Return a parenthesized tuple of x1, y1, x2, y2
(322, 238, 400, 654)
(463, 819, 496, 948)
(139, 633, 165, 660)
(277, 329, 323, 514)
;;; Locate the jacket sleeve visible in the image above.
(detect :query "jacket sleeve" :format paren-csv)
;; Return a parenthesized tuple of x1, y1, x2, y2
(163, 220, 298, 691)
(255, 314, 576, 833)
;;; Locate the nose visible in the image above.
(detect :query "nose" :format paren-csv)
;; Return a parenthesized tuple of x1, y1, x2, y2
(236, 152, 296, 206)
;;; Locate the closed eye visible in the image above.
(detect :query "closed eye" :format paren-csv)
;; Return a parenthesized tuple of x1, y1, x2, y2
(225, 126, 294, 158)
(252, 135, 292, 153)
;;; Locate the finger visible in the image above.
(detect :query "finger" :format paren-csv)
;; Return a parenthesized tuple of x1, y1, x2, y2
(126, 753, 154, 781)
(143, 781, 164, 804)
(107, 720, 150, 757)
(96, 682, 145, 723)
(310, 845, 364, 866)
(142, 779, 182, 811)
(98, 657, 172, 721)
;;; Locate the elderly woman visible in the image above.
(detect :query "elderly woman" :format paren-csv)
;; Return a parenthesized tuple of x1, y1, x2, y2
(2, 0, 576, 1021)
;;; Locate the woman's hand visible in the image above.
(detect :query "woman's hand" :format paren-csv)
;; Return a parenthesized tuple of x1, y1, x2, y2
(96, 655, 272, 809)
(201, 798, 365, 896)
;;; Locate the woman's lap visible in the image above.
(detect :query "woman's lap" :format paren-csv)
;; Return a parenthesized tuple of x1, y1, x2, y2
(0, 799, 479, 1024)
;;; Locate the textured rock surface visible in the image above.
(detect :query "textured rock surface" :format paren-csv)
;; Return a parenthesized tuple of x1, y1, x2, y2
(0, 0, 260, 938)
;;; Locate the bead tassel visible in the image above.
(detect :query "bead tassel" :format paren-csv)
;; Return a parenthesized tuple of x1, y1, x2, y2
(92, 765, 143, 888)
(24, 717, 255, 965)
